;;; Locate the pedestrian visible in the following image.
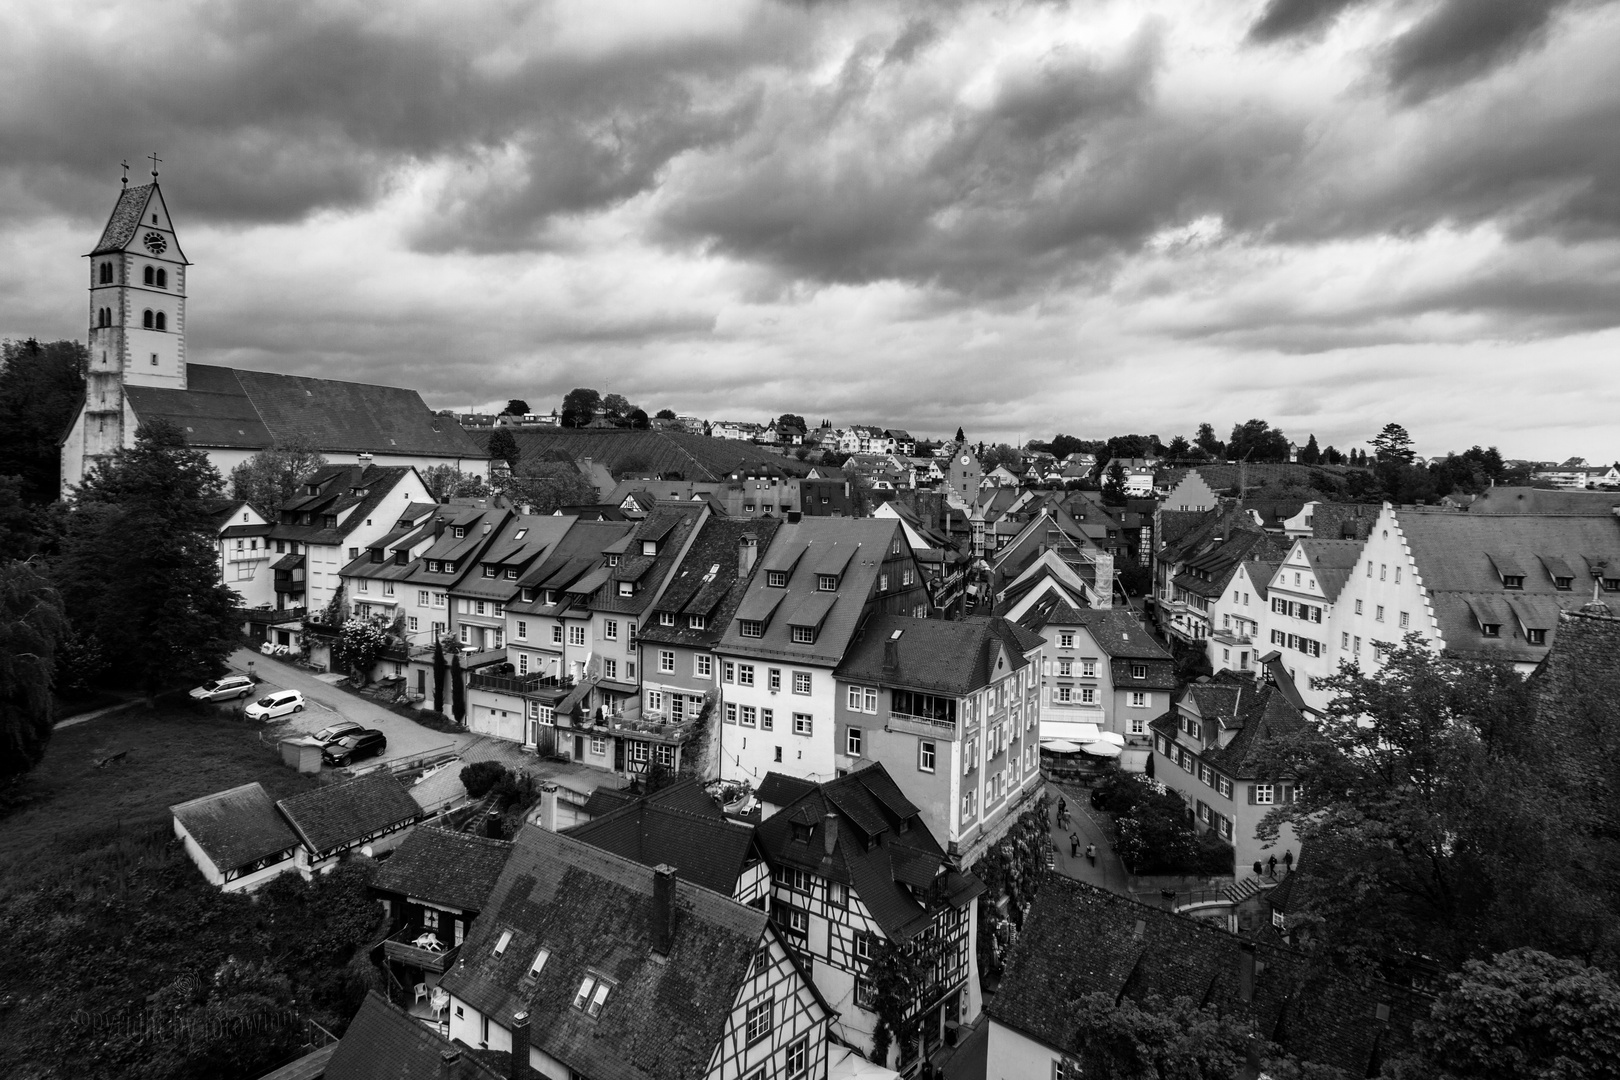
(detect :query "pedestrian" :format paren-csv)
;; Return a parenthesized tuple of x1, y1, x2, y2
(1070, 832, 1079, 858)
(1058, 796, 1067, 819)
(1085, 843, 1097, 867)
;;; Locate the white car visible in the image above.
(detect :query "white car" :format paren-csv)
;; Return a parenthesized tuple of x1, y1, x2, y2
(244, 690, 305, 721)
(189, 675, 257, 702)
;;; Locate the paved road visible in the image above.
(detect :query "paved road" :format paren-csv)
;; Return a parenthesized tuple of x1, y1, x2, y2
(1044, 781, 1131, 895)
(223, 648, 476, 765)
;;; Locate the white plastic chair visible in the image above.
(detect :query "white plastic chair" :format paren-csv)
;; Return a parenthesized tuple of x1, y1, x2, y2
(413, 982, 428, 1006)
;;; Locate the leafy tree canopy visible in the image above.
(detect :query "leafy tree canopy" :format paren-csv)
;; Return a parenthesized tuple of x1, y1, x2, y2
(1227, 418, 1290, 462)
(55, 420, 239, 701)
(1102, 460, 1129, 506)
(1165, 435, 1190, 457)
(601, 393, 633, 420)
(1067, 992, 1254, 1080)
(495, 461, 598, 513)
(560, 387, 601, 428)
(1195, 422, 1225, 459)
(1371, 422, 1417, 465)
(0, 338, 87, 504)
(420, 464, 486, 501)
(0, 559, 66, 780)
(228, 435, 327, 513)
(775, 413, 807, 433)
(981, 443, 1023, 471)
(1299, 433, 1321, 464)
(627, 407, 649, 430)
(655, 408, 677, 420)
(500, 398, 530, 416)
(486, 427, 520, 469)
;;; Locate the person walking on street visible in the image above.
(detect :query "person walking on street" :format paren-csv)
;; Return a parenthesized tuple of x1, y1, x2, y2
(1085, 843, 1097, 867)
(1070, 832, 1080, 858)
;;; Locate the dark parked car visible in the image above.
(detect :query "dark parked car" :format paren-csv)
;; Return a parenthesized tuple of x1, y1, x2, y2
(322, 729, 387, 767)
(313, 721, 364, 745)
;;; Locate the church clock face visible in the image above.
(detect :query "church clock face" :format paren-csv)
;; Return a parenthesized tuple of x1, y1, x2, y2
(143, 231, 167, 254)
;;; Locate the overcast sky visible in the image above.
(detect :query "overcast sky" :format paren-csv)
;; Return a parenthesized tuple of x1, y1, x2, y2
(2, 0, 1618, 461)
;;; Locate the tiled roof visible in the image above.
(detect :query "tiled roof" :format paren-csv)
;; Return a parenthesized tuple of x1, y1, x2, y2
(989, 876, 1428, 1076)
(1023, 604, 1172, 661)
(1468, 486, 1620, 516)
(564, 780, 759, 896)
(637, 516, 783, 648)
(717, 518, 911, 667)
(276, 772, 421, 857)
(324, 991, 501, 1080)
(170, 782, 299, 872)
(755, 773, 817, 808)
(1157, 672, 1317, 780)
(755, 764, 983, 943)
(1294, 538, 1364, 603)
(438, 826, 773, 1080)
(273, 465, 423, 547)
(125, 364, 484, 457)
(1395, 509, 1620, 662)
(585, 504, 705, 618)
(90, 182, 158, 255)
(370, 826, 513, 913)
(834, 614, 1043, 696)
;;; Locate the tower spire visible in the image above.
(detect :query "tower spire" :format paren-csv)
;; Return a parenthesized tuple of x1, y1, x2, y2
(120, 159, 129, 187)
(148, 151, 161, 180)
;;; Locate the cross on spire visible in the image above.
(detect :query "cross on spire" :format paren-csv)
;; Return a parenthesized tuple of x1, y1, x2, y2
(148, 151, 162, 179)
(120, 160, 129, 187)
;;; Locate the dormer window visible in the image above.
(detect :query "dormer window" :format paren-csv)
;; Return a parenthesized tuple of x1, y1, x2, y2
(427, 560, 441, 573)
(1501, 575, 1523, 590)
(1481, 623, 1501, 638)
(642, 540, 658, 556)
(791, 625, 815, 645)
(817, 574, 839, 592)
(618, 581, 634, 597)
(767, 571, 788, 588)
(520, 588, 534, 602)
(606, 555, 619, 567)
(453, 526, 466, 539)
(574, 974, 612, 1017)
(505, 568, 518, 580)
(1527, 628, 1547, 645)
(483, 565, 497, 578)
(394, 550, 408, 565)
(660, 612, 675, 626)
(543, 589, 557, 605)
(740, 619, 764, 638)
(689, 614, 706, 630)
(1553, 576, 1573, 591)
(1605, 578, 1619, 592)
(444, 561, 456, 574)
(791, 822, 812, 843)
(1131, 663, 1147, 679)
(370, 549, 384, 564)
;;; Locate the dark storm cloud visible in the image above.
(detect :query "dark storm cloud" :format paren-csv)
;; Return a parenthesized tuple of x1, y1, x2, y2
(1247, 0, 1366, 43)
(1386, 0, 1590, 102)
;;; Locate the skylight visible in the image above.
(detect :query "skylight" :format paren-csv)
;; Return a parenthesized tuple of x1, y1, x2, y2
(528, 947, 550, 976)
(493, 929, 512, 956)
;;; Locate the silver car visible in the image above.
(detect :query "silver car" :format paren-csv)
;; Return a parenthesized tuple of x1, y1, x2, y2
(189, 675, 256, 702)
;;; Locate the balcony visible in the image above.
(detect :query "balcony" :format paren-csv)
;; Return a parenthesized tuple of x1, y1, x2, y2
(468, 671, 574, 696)
(381, 927, 460, 974)
(887, 711, 958, 740)
(236, 605, 307, 626)
(1211, 629, 1252, 647)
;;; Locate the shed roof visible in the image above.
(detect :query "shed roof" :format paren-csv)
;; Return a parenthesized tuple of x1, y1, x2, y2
(170, 782, 299, 872)
(370, 826, 513, 913)
(276, 772, 421, 857)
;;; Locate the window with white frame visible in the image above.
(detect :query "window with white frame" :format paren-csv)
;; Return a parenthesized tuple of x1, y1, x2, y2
(1130, 713, 1145, 735)
(846, 727, 862, 756)
(1129, 691, 1148, 708)
(590, 735, 606, 755)
(1080, 686, 1096, 704)
(646, 690, 663, 713)
(919, 740, 936, 772)
(516, 620, 528, 640)
(760, 708, 774, 731)
(737, 664, 755, 687)
(1081, 658, 1097, 677)
(785, 1035, 809, 1079)
(1254, 783, 1274, 805)
(1058, 631, 1074, 648)
(740, 705, 757, 727)
(696, 654, 714, 678)
(769, 668, 782, 691)
(793, 671, 811, 694)
(604, 619, 618, 640)
(793, 713, 812, 736)
(552, 624, 563, 645)
(568, 625, 585, 647)
(602, 658, 617, 680)
(658, 649, 675, 673)
(408, 616, 419, 632)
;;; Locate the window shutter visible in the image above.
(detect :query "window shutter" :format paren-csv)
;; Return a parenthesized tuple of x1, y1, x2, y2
(1042, 659, 1051, 676)
(1247, 785, 1256, 805)
(1282, 784, 1295, 803)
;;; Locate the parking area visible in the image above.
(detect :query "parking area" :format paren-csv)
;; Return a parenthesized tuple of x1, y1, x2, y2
(216, 647, 476, 767)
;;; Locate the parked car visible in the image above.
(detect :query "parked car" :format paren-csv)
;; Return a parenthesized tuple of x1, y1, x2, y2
(322, 729, 387, 767)
(188, 674, 257, 702)
(244, 690, 305, 721)
(313, 721, 364, 745)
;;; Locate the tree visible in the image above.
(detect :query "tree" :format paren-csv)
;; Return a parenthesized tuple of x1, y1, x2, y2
(1390, 949, 1620, 1080)
(228, 435, 328, 512)
(494, 462, 598, 513)
(54, 420, 240, 703)
(1066, 992, 1256, 1080)
(627, 408, 649, 430)
(655, 408, 677, 420)
(0, 338, 87, 504)
(420, 464, 486, 502)
(1299, 434, 1321, 464)
(1227, 419, 1289, 462)
(600, 393, 632, 422)
(775, 413, 807, 434)
(981, 443, 1022, 472)
(1102, 461, 1129, 506)
(451, 652, 466, 724)
(560, 388, 601, 428)
(1194, 422, 1225, 459)
(1165, 435, 1190, 458)
(0, 475, 41, 560)
(1371, 423, 1417, 465)
(1322, 445, 1345, 465)
(432, 637, 447, 713)
(1254, 638, 1616, 977)
(500, 398, 530, 416)
(0, 560, 66, 781)
(486, 428, 520, 470)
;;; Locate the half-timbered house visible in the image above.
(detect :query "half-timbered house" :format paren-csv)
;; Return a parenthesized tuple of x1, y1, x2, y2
(275, 771, 422, 878)
(437, 825, 832, 1080)
(755, 763, 985, 1071)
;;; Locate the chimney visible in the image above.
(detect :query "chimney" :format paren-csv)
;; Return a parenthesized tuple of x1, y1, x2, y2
(538, 783, 559, 831)
(651, 864, 677, 956)
(740, 535, 758, 576)
(440, 1050, 462, 1080)
(508, 1012, 530, 1080)
(1237, 942, 1256, 1003)
(358, 452, 374, 469)
(882, 629, 902, 675)
(823, 813, 839, 858)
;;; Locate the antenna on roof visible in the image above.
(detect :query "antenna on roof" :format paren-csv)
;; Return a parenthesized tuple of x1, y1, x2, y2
(119, 159, 129, 187)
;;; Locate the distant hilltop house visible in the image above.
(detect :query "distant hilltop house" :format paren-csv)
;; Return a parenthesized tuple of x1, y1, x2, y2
(1532, 462, 1620, 489)
(63, 178, 488, 498)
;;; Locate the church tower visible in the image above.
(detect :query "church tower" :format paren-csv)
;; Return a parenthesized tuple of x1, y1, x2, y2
(82, 160, 189, 471)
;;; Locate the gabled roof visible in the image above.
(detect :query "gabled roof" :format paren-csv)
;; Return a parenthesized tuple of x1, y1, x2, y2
(370, 826, 513, 913)
(507, 519, 636, 614)
(325, 991, 501, 1080)
(835, 614, 1044, 696)
(1468, 486, 1620, 515)
(1158, 672, 1317, 779)
(638, 517, 783, 648)
(564, 780, 759, 896)
(989, 876, 1427, 1076)
(90, 182, 190, 261)
(754, 764, 983, 943)
(125, 364, 484, 457)
(1292, 538, 1365, 602)
(587, 504, 705, 617)
(474, 428, 811, 484)
(276, 772, 421, 857)
(170, 782, 298, 872)
(438, 826, 776, 1080)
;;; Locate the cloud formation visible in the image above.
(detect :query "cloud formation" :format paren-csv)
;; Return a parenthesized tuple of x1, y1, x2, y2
(0, 0, 1618, 461)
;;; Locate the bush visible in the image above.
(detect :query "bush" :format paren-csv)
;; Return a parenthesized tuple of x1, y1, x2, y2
(460, 760, 507, 798)
(1100, 775, 1230, 876)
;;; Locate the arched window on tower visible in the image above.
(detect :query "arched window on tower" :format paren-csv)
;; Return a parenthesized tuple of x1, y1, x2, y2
(144, 266, 154, 285)
(142, 310, 153, 329)
(154, 311, 167, 331)
(99, 262, 113, 284)
(155, 268, 167, 288)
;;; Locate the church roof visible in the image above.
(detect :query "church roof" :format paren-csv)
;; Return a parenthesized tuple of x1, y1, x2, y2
(90, 183, 155, 255)
(123, 364, 485, 459)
